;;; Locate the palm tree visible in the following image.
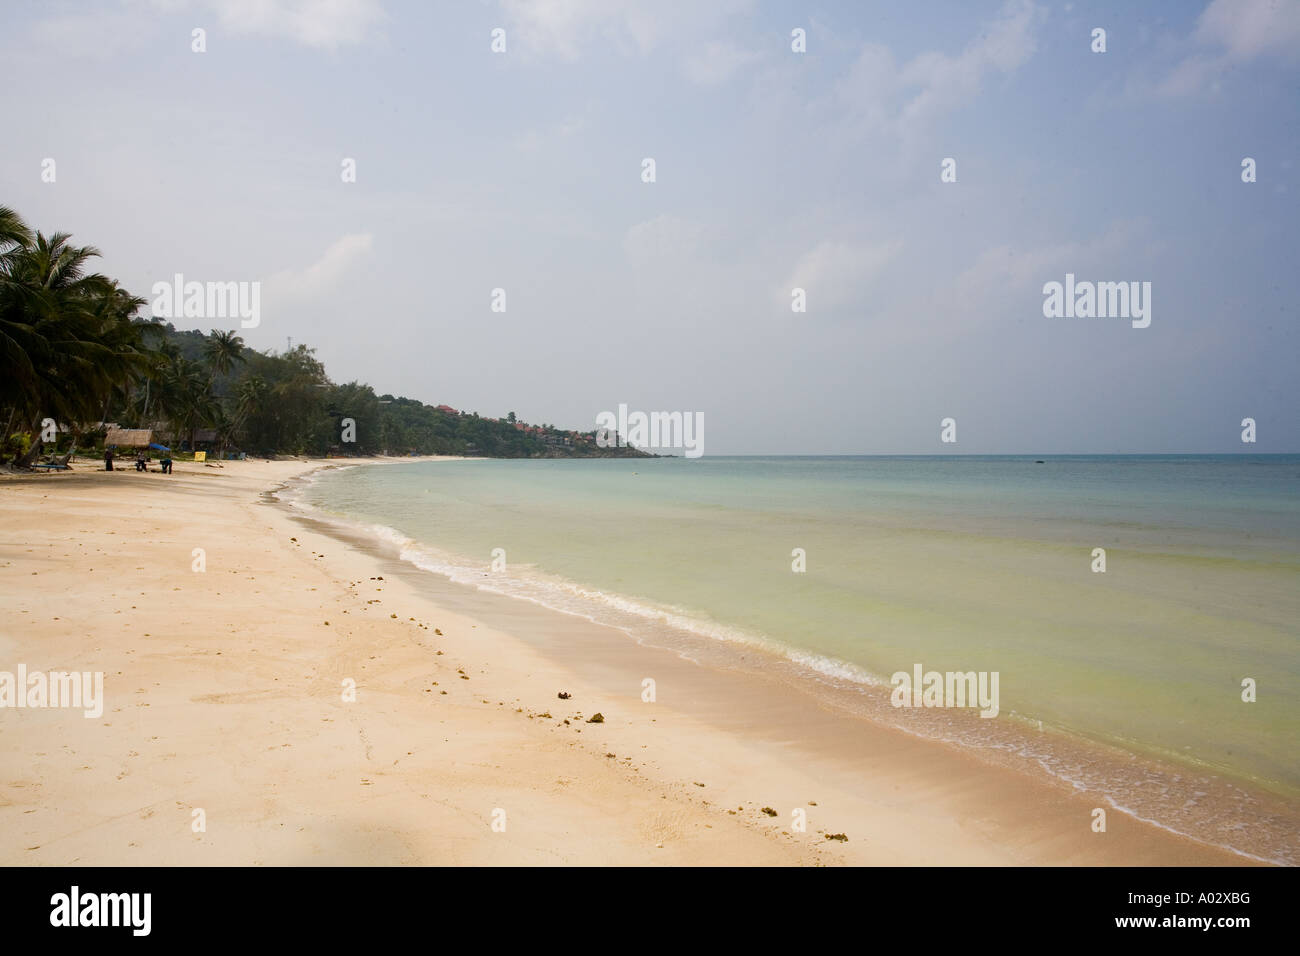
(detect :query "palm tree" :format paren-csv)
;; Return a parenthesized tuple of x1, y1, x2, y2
(203, 329, 245, 383)
(230, 375, 268, 452)
(0, 206, 31, 263)
(155, 356, 219, 454)
(1, 215, 151, 465)
(0, 206, 34, 443)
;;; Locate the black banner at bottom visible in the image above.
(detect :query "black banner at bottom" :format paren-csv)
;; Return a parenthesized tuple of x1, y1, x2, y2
(0, 865, 1290, 942)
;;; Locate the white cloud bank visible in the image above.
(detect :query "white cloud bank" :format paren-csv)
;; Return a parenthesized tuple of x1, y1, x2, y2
(265, 233, 374, 303)
(1160, 0, 1300, 96)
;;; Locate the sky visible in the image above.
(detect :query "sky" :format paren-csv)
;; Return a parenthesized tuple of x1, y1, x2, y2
(1, 0, 1297, 454)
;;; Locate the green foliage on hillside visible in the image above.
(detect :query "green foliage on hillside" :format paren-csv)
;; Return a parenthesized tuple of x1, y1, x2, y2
(1, 204, 646, 462)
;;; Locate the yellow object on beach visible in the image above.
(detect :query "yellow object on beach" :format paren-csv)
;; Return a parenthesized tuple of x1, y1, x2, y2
(194, 452, 206, 462)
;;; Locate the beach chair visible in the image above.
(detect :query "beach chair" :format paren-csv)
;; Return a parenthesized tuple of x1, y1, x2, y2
(32, 453, 73, 471)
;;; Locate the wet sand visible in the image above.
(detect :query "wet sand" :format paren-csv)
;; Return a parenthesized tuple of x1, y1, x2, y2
(0, 457, 1258, 865)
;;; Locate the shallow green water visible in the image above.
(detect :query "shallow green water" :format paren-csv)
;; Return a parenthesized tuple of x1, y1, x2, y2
(300, 455, 1300, 801)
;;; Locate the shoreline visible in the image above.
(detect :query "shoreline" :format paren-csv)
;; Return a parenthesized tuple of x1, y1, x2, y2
(288, 460, 1296, 866)
(0, 456, 1270, 864)
(286, 459, 1299, 866)
(1, 457, 827, 864)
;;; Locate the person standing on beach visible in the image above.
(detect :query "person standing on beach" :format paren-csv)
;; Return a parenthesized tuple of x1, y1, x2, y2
(104, 447, 114, 472)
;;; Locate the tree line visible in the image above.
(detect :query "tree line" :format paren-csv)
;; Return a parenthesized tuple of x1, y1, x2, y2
(1, 206, 644, 464)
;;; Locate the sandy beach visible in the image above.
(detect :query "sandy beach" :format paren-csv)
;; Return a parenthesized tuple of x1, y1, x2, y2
(0, 457, 1256, 865)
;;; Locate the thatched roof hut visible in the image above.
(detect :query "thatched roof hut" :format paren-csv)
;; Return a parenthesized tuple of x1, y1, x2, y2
(105, 428, 153, 448)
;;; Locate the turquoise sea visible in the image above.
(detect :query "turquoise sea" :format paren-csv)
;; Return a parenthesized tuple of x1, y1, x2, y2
(292, 455, 1300, 861)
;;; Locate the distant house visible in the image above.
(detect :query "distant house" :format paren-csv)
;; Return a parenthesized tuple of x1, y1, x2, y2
(435, 405, 459, 415)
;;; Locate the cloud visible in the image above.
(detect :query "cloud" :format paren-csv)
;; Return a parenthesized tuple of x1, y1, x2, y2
(266, 233, 374, 302)
(25, 0, 386, 57)
(1160, 0, 1300, 96)
(1196, 0, 1300, 61)
(514, 110, 590, 153)
(683, 40, 763, 86)
(208, 0, 386, 50)
(623, 215, 707, 270)
(898, 0, 1042, 126)
(780, 239, 903, 313)
(499, 0, 668, 59)
(28, 2, 166, 59)
(498, 0, 753, 63)
(924, 220, 1148, 337)
(833, 0, 1044, 137)
(1156, 54, 1222, 97)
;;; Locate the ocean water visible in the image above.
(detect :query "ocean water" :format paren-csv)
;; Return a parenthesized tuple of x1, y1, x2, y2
(291, 455, 1300, 861)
